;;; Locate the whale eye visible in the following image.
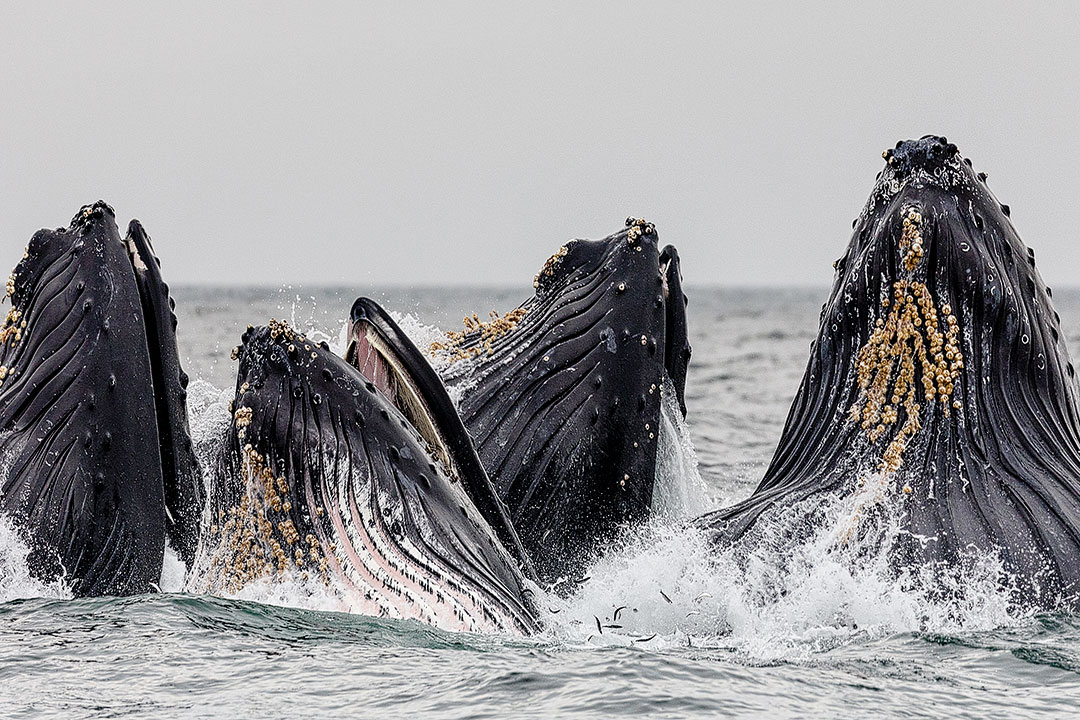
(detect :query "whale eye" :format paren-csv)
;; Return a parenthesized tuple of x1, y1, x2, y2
(973, 213, 984, 231)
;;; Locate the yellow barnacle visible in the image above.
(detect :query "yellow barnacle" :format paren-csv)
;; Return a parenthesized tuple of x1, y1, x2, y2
(850, 272, 965, 479)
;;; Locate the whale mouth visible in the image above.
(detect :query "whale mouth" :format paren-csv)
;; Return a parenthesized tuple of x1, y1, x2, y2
(430, 218, 693, 583)
(205, 320, 540, 632)
(659, 248, 674, 302)
(659, 244, 690, 416)
(0, 201, 201, 594)
(344, 298, 536, 576)
(345, 315, 454, 479)
(702, 136, 1080, 609)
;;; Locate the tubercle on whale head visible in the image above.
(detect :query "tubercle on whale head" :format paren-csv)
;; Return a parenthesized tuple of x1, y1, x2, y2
(435, 215, 689, 415)
(433, 217, 663, 365)
(881, 135, 960, 175)
(532, 216, 657, 298)
(2, 202, 119, 349)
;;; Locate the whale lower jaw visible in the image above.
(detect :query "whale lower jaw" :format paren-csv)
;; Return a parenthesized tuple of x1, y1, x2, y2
(195, 446, 535, 636)
(325, 466, 532, 633)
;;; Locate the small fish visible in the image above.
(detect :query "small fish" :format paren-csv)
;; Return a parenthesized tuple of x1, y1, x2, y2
(613, 606, 628, 621)
(634, 634, 657, 643)
(693, 592, 712, 603)
(660, 590, 672, 604)
(548, 607, 561, 614)
(603, 624, 623, 630)
(594, 616, 603, 634)
(686, 610, 701, 618)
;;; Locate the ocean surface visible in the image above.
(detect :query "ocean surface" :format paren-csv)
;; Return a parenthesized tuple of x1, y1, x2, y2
(4, 284, 1080, 718)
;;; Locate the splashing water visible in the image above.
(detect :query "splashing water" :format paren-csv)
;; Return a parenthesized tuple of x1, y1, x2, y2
(554, 470, 1029, 662)
(653, 376, 712, 520)
(0, 516, 69, 602)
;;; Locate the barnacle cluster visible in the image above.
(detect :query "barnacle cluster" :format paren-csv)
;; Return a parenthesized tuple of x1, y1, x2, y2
(431, 308, 527, 364)
(900, 208, 924, 270)
(624, 216, 655, 252)
(205, 444, 331, 591)
(267, 318, 297, 342)
(0, 308, 24, 346)
(532, 245, 568, 289)
(1, 265, 23, 347)
(234, 405, 253, 440)
(847, 215, 963, 475)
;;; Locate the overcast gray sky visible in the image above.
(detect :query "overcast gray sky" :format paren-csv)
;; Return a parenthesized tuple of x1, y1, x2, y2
(2, 1, 1078, 288)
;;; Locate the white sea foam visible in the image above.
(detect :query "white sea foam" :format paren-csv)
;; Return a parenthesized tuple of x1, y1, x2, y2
(549, 476, 1026, 660)
(0, 516, 69, 602)
(281, 290, 347, 354)
(159, 544, 187, 593)
(213, 571, 349, 614)
(390, 312, 449, 363)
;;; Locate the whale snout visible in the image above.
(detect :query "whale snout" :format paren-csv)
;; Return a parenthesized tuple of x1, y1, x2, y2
(882, 135, 960, 176)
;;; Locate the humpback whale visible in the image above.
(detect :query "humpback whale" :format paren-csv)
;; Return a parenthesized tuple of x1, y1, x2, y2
(432, 218, 691, 586)
(700, 137, 1080, 609)
(197, 314, 539, 634)
(0, 202, 203, 595)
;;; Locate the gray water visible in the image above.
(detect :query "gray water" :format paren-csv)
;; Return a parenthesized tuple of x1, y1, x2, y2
(4, 285, 1080, 718)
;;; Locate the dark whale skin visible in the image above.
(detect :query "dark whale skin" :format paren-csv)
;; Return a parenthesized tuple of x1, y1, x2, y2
(699, 137, 1080, 609)
(346, 297, 536, 580)
(125, 220, 203, 567)
(0, 203, 167, 595)
(436, 218, 691, 586)
(198, 319, 539, 634)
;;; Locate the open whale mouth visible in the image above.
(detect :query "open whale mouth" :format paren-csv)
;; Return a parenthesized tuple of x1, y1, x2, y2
(207, 318, 540, 632)
(344, 298, 535, 576)
(345, 303, 455, 480)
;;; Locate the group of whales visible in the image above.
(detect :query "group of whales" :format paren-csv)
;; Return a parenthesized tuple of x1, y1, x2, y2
(3, 135, 1080, 633)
